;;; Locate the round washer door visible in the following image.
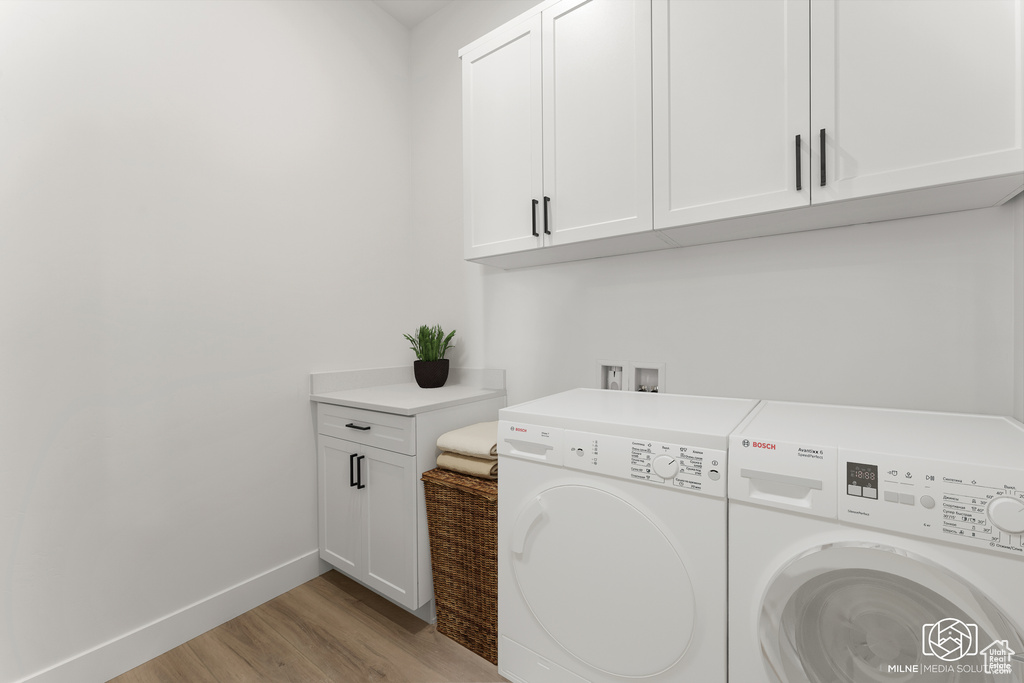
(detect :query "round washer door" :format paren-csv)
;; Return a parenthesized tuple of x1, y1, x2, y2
(511, 484, 697, 678)
(759, 543, 1024, 683)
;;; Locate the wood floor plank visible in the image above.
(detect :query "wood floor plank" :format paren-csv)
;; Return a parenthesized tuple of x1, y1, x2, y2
(110, 642, 218, 683)
(309, 572, 504, 682)
(106, 570, 505, 683)
(255, 581, 437, 682)
(186, 610, 329, 682)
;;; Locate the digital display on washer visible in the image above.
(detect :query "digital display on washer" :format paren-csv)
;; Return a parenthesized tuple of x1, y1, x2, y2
(846, 462, 878, 499)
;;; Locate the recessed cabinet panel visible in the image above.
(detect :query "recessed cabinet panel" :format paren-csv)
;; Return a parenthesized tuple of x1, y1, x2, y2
(811, 0, 1024, 202)
(364, 449, 418, 606)
(320, 436, 361, 574)
(463, 16, 543, 260)
(653, 0, 810, 228)
(543, 0, 653, 245)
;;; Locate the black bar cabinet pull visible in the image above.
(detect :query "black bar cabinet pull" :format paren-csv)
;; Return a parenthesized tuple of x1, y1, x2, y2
(543, 196, 551, 235)
(356, 455, 366, 489)
(531, 199, 539, 237)
(795, 134, 802, 191)
(345, 422, 370, 431)
(819, 128, 826, 187)
(350, 453, 359, 488)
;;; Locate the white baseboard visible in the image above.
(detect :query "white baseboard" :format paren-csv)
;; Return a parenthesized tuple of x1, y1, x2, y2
(18, 550, 323, 683)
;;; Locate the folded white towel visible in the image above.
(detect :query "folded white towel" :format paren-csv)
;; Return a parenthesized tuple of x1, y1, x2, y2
(436, 421, 498, 460)
(436, 452, 498, 480)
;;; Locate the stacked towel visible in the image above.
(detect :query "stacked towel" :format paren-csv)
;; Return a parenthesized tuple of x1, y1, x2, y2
(436, 421, 499, 480)
(436, 421, 498, 459)
(436, 452, 498, 480)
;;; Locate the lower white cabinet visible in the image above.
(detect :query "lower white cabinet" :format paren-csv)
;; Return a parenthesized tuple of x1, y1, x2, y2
(319, 436, 418, 608)
(314, 387, 506, 613)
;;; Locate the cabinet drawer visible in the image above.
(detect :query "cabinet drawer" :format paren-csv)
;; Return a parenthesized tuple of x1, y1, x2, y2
(317, 403, 416, 455)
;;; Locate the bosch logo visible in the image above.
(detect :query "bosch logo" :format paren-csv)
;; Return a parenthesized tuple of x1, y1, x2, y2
(752, 442, 776, 450)
(512, 427, 527, 433)
(742, 439, 750, 448)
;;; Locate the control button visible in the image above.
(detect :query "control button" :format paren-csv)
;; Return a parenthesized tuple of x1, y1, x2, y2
(899, 493, 915, 506)
(987, 496, 1024, 535)
(708, 469, 721, 481)
(652, 455, 679, 480)
(863, 488, 877, 500)
(884, 491, 899, 503)
(848, 484, 862, 497)
(920, 495, 936, 509)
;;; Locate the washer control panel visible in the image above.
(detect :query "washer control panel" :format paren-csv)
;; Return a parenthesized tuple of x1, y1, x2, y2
(562, 430, 726, 499)
(840, 449, 1024, 557)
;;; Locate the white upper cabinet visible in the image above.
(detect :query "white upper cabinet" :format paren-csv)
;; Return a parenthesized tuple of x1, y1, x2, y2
(462, 0, 654, 263)
(542, 0, 653, 247)
(653, 0, 810, 228)
(462, 15, 543, 260)
(811, 0, 1023, 203)
(464, 0, 1023, 268)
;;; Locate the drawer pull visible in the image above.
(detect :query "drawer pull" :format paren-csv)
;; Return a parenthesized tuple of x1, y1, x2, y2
(345, 423, 371, 431)
(819, 128, 826, 187)
(795, 134, 802, 191)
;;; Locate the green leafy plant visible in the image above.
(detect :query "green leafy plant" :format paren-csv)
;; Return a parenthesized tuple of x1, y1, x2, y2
(403, 324, 456, 362)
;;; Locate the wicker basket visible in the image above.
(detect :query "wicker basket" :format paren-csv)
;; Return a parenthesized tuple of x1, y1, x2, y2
(422, 467, 498, 664)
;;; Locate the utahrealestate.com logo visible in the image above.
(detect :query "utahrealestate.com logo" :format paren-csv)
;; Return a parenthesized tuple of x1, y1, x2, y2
(885, 618, 1017, 675)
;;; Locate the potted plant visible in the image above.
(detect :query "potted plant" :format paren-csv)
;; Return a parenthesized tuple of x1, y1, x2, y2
(403, 324, 456, 388)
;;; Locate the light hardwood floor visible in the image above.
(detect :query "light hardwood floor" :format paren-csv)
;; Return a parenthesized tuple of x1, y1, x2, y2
(110, 571, 507, 683)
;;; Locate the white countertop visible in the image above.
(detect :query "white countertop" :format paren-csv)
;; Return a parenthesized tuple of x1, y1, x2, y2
(311, 383, 505, 415)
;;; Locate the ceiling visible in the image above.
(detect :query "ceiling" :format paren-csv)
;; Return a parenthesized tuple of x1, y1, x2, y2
(374, 0, 453, 29)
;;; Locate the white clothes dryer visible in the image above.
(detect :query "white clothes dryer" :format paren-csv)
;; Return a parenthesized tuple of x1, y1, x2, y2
(728, 401, 1024, 683)
(497, 389, 759, 683)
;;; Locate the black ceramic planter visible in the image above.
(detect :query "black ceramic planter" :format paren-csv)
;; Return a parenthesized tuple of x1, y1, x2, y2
(414, 359, 449, 388)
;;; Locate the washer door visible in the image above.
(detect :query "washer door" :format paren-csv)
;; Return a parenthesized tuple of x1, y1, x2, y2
(760, 543, 1024, 683)
(510, 484, 696, 678)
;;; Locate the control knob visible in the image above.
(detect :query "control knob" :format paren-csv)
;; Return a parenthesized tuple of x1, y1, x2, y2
(652, 455, 679, 480)
(986, 496, 1024, 535)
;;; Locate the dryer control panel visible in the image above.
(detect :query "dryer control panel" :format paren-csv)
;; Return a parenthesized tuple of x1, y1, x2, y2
(562, 430, 727, 499)
(840, 449, 1024, 558)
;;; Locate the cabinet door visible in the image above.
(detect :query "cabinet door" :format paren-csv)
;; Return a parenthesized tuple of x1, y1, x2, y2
(542, 0, 653, 246)
(811, 0, 1024, 203)
(463, 15, 543, 261)
(653, 0, 810, 229)
(362, 446, 420, 610)
(318, 436, 363, 575)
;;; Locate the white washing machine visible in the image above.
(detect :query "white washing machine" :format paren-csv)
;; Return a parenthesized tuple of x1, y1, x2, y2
(728, 401, 1024, 683)
(497, 388, 759, 683)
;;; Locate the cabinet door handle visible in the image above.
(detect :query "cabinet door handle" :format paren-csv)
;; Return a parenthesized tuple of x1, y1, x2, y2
(345, 423, 370, 431)
(531, 199, 539, 237)
(356, 455, 366, 489)
(795, 134, 802, 191)
(819, 128, 826, 187)
(543, 196, 551, 235)
(349, 452, 359, 488)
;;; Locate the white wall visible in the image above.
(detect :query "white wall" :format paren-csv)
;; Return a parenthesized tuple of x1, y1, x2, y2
(0, 2, 414, 681)
(479, 203, 1021, 413)
(410, 0, 540, 367)
(411, 0, 1024, 417)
